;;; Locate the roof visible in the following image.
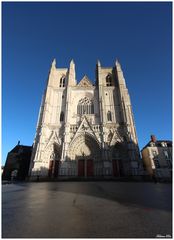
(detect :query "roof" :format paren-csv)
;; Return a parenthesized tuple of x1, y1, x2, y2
(77, 75, 94, 87)
(141, 140, 172, 151)
(9, 145, 32, 154)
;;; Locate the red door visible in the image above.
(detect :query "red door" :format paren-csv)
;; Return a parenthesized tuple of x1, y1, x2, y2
(87, 159, 93, 176)
(53, 160, 59, 178)
(118, 160, 124, 177)
(112, 159, 120, 177)
(48, 160, 54, 178)
(78, 160, 85, 176)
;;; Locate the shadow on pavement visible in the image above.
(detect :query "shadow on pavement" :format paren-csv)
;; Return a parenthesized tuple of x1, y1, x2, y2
(15, 181, 172, 212)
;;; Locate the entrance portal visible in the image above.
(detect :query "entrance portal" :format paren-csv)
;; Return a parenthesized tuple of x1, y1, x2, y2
(78, 159, 85, 176)
(112, 159, 120, 177)
(112, 159, 125, 177)
(87, 159, 93, 176)
(69, 132, 101, 177)
(48, 160, 60, 178)
(78, 159, 94, 177)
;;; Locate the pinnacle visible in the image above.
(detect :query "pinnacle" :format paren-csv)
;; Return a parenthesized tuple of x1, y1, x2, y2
(116, 58, 122, 67)
(70, 59, 75, 65)
(52, 58, 56, 68)
(97, 60, 101, 66)
(115, 58, 119, 65)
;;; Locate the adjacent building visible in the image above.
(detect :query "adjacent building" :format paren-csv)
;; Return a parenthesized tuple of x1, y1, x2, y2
(29, 59, 141, 179)
(1, 166, 4, 175)
(3, 143, 32, 181)
(141, 135, 172, 180)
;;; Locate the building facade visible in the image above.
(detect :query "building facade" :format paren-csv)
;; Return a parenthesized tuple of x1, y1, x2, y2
(3, 142, 32, 181)
(29, 59, 140, 179)
(141, 135, 172, 180)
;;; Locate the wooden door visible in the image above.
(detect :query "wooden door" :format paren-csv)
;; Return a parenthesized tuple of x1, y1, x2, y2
(87, 159, 93, 176)
(78, 159, 85, 176)
(53, 160, 59, 178)
(118, 160, 124, 177)
(112, 159, 119, 177)
(48, 160, 54, 178)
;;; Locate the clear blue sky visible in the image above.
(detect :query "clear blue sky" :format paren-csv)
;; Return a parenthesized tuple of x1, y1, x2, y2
(2, 2, 172, 165)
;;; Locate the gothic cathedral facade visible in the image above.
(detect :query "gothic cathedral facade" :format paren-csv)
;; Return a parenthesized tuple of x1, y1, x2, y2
(29, 59, 140, 179)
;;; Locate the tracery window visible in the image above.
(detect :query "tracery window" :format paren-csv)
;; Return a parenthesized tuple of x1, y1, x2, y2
(106, 74, 112, 86)
(77, 97, 94, 115)
(59, 76, 65, 87)
(107, 111, 112, 121)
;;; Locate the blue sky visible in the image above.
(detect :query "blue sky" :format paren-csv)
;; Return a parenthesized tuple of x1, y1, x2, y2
(2, 2, 172, 165)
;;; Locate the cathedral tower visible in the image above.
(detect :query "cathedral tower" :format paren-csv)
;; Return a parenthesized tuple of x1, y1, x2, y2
(29, 58, 140, 179)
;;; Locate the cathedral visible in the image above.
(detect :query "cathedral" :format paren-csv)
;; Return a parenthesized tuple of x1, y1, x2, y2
(29, 59, 140, 179)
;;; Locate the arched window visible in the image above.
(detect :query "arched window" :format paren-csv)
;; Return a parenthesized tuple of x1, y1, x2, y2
(77, 97, 94, 115)
(62, 77, 65, 87)
(106, 74, 112, 86)
(60, 111, 64, 122)
(59, 76, 65, 87)
(107, 111, 112, 121)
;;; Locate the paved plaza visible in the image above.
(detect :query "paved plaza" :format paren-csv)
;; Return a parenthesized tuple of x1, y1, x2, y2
(2, 181, 172, 238)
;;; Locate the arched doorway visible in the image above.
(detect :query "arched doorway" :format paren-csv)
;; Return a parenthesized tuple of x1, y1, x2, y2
(47, 143, 61, 178)
(112, 142, 127, 177)
(68, 133, 101, 177)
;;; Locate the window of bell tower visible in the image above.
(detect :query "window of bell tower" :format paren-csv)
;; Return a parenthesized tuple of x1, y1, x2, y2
(59, 76, 65, 87)
(106, 74, 112, 86)
(107, 111, 112, 121)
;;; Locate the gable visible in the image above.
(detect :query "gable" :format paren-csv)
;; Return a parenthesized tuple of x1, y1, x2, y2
(44, 131, 61, 151)
(69, 116, 99, 146)
(78, 75, 93, 87)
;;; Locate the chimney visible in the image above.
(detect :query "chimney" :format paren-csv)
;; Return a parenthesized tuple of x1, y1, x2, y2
(151, 135, 156, 142)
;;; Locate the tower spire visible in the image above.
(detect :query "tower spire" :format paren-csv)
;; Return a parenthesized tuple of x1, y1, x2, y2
(115, 59, 126, 86)
(51, 58, 56, 69)
(68, 59, 76, 86)
(115, 58, 121, 68)
(97, 60, 101, 67)
(70, 59, 74, 65)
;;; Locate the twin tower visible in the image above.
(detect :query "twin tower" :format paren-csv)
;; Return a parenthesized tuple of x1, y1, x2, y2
(29, 59, 140, 179)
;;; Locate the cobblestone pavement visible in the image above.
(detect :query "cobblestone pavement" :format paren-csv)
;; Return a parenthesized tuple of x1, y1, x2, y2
(2, 181, 172, 238)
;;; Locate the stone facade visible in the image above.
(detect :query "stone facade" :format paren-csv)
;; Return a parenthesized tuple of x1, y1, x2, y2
(29, 59, 140, 179)
(141, 135, 172, 180)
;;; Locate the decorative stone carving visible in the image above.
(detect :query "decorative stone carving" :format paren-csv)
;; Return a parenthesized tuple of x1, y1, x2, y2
(77, 75, 93, 87)
(107, 130, 113, 143)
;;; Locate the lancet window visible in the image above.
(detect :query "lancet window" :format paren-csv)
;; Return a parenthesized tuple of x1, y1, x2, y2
(107, 111, 112, 121)
(59, 76, 65, 87)
(77, 97, 94, 115)
(60, 111, 64, 122)
(106, 74, 112, 86)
